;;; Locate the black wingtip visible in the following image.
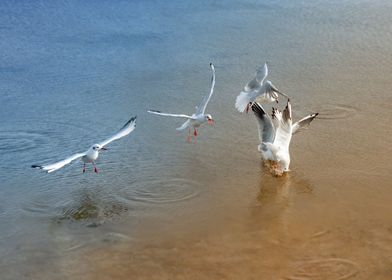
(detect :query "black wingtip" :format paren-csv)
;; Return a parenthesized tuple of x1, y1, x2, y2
(251, 102, 267, 117)
(121, 116, 137, 129)
(31, 165, 42, 169)
(148, 110, 161, 113)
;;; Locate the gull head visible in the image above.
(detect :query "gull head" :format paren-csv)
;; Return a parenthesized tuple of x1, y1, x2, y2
(205, 114, 214, 125)
(91, 144, 107, 152)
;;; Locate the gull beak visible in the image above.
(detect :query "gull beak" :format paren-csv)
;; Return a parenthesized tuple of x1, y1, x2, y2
(208, 119, 214, 125)
(100, 147, 108, 151)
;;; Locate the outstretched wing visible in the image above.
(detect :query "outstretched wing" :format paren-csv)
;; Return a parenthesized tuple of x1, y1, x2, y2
(148, 110, 194, 119)
(251, 102, 275, 150)
(255, 62, 268, 84)
(32, 153, 86, 173)
(196, 63, 216, 115)
(268, 81, 290, 99)
(99, 116, 137, 147)
(176, 120, 191, 131)
(292, 113, 318, 134)
(244, 62, 268, 92)
(272, 100, 293, 150)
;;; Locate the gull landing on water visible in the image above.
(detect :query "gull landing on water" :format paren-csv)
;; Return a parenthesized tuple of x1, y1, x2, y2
(148, 63, 216, 143)
(32, 116, 137, 173)
(235, 62, 289, 113)
(251, 101, 318, 176)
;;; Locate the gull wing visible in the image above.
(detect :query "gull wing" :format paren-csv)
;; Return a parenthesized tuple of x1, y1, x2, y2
(98, 116, 137, 147)
(235, 88, 263, 112)
(244, 62, 268, 91)
(148, 110, 194, 119)
(251, 102, 275, 149)
(176, 119, 191, 131)
(196, 63, 216, 115)
(272, 100, 293, 150)
(32, 153, 86, 173)
(292, 113, 318, 134)
(255, 62, 268, 84)
(269, 81, 290, 99)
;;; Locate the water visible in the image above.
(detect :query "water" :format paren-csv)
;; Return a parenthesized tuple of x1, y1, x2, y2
(1, 0, 391, 279)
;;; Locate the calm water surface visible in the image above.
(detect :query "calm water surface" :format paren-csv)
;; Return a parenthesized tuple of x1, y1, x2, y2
(0, 0, 391, 279)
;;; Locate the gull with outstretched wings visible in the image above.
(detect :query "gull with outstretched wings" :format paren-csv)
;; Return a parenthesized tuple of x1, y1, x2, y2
(236, 62, 289, 113)
(251, 100, 317, 176)
(148, 63, 216, 143)
(32, 116, 137, 173)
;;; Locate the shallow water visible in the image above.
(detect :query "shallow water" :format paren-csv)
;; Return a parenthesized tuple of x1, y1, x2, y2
(0, 0, 391, 279)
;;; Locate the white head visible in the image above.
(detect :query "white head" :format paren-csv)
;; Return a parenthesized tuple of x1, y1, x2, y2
(205, 114, 214, 125)
(90, 144, 107, 152)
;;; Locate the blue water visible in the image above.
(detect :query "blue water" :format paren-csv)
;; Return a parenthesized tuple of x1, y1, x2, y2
(1, 1, 392, 279)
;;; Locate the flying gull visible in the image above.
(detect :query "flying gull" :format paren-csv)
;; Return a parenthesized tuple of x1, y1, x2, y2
(32, 116, 137, 173)
(236, 62, 289, 113)
(148, 63, 216, 143)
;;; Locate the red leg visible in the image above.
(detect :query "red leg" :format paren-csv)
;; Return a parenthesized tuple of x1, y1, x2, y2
(93, 162, 98, 173)
(194, 128, 198, 144)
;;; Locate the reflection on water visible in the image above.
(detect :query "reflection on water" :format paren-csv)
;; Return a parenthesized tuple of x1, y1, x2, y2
(1, 0, 392, 279)
(256, 168, 314, 206)
(56, 190, 129, 224)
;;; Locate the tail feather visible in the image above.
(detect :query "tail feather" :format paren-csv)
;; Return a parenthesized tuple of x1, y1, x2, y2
(235, 91, 251, 113)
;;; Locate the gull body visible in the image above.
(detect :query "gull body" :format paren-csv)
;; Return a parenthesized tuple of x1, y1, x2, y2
(251, 101, 318, 176)
(148, 63, 216, 143)
(32, 116, 137, 173)
(236, 62, 289, 113)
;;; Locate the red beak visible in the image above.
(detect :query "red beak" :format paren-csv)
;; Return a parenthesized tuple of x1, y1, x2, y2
(208, 119, 214, 125)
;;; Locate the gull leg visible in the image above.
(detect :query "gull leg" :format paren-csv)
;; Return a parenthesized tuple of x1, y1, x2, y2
(93, 162, 98, 173)
(194, 128, 198, 144)
(82, 163, 86, 173)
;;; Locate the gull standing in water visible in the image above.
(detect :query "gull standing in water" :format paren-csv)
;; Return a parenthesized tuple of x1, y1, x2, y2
(148, 63, 216, 143)
(251, 100, 318, 176)
(32, 116, 137, 173)
(235, 62, 289, 113)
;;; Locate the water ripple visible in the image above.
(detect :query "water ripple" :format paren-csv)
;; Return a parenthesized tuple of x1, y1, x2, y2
(119, 177, 201, 205)
(313, 103, 360, 120)
(287, 258, 359, 280)
(0, 130, 47, 154)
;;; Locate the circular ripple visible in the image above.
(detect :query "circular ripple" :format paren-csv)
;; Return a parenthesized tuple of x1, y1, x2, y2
(0, 130, 47, 154)
(122, 178, 201, 204)
(313, 103, 359, 120)
(287, 258, 359, 280)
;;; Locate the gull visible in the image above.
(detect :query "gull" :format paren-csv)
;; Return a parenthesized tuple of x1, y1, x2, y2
(32, 116, 137, 173)
(251, 100, 318, 176)
(235, 62, 289, 113)
(148, 63, 215, 143)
